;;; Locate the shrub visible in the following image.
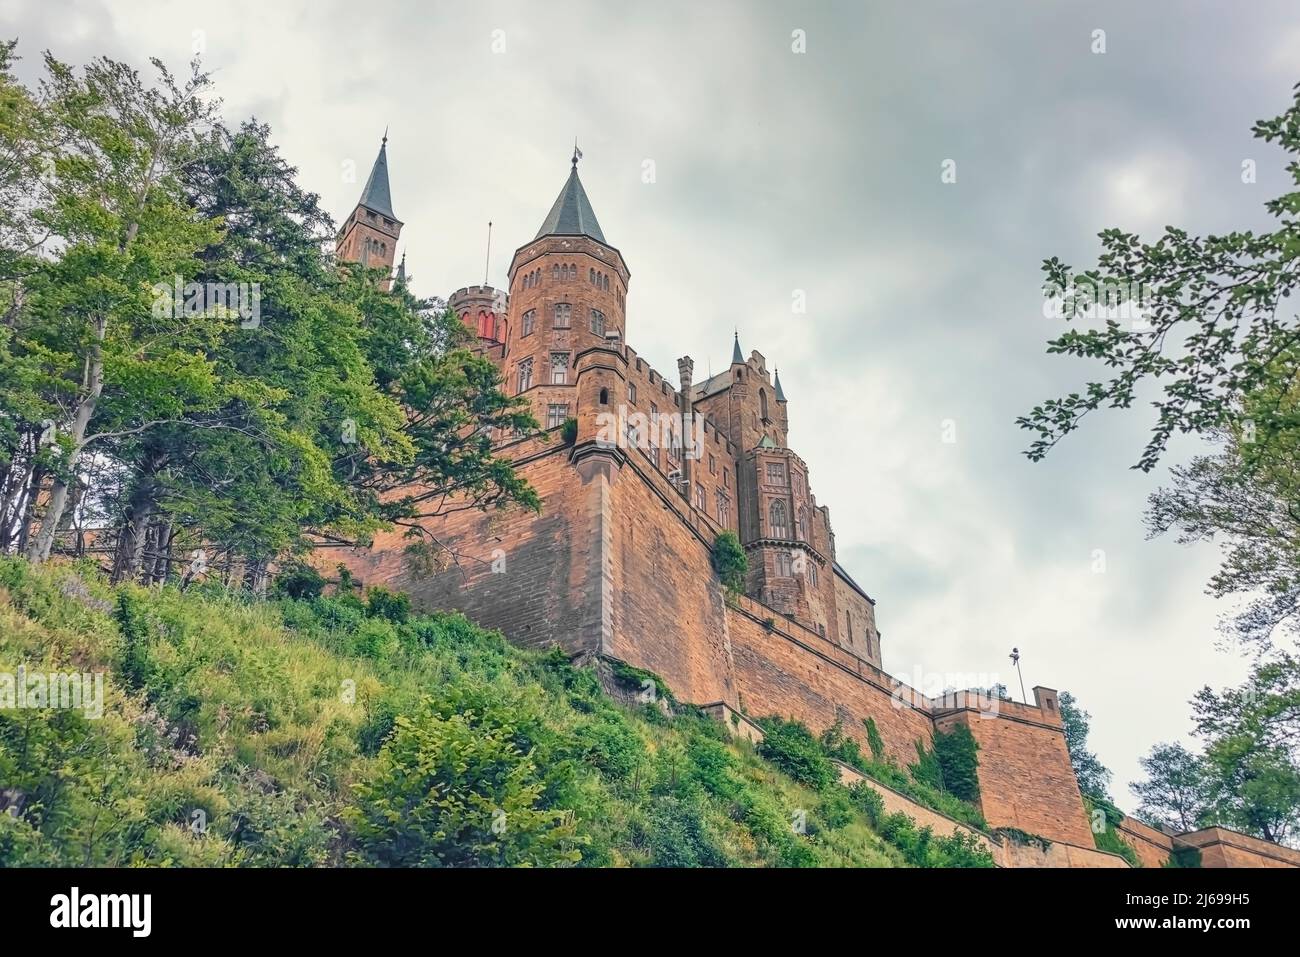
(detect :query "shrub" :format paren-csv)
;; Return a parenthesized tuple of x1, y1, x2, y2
(345, 697, 583, 867)
(1085, 795, 1141, 867)
(711, 531, 748, 594)
(364, 586, 411, 624)
(271, 561, 325, 600)
(561, 416, 578, 444)
(756, 716, 837, 791)
(932, 724, 981, 803)
(863, 717, 886, 762)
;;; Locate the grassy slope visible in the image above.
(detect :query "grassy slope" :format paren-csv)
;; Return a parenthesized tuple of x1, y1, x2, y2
(0, 559, 910, 867)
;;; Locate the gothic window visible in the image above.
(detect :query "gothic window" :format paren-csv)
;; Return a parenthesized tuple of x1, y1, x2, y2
(798, 507, 808, 541)
(769, 500, 789, 538)
(628, 382, 637, 403)
(522, 272, 530, 290)
(550, 352, 569, 384)
(694, 482, 706, 511)
(715, 490, 730, 526)
(478, 311, 494, 339)
(553, 303, 571, 328)
(522, 309, 535, 336)
(793, 472, 804, 496)
(546, 403, 569, 429)
(760, 389, 769, 421)
(590, 267, 596, 284)
(603, 274, 610, 292)
(766, 462, 786, 486)
(809, 563, 818, 586)
(590, 309, 606, 336)
(599, 387, 609, 405)
(570, 263, 577, 278)
(553, 264, 561, 280)
(776, 551, 793, 577)
(517, 358, 533, 393)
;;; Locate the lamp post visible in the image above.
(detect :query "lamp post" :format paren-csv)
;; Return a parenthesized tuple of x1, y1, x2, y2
(1010, 647, 1026, 702)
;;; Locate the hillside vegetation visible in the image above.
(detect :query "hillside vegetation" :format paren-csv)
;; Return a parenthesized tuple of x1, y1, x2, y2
(0, 559, 994, 867)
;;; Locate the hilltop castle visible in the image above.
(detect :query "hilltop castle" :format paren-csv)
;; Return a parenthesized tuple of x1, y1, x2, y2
(323, 139, 1298, 869)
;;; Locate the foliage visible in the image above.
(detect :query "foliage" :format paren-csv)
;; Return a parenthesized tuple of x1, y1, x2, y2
(1019, 83, 1300, 473)
(863, 716, 886, 762)
(561, 417, 577, 445)
(0, 557, 928, 867)
(756, 716, 838, 791)
(711, 530, 748, 595)
(271, 562, 326, 601)
(931, 724, 981, 803)
(1085, 795, 1141, 867)
(1059, 691, 1113, 800)
(1132, 742, 1208, 833)
(0, 44, 537, 584)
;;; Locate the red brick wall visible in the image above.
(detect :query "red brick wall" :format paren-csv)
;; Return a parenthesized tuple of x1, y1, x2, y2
(935, 703, 1095, 847)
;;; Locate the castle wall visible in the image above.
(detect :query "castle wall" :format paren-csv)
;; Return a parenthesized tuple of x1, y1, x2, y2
(320, 443, 602, 656)
(726, 594, 936, 767)
(1116, 817, 1175, 868)
(933, 694, 1095, 848)
(834, 569, 880, 666)
(1177, 827, 1300, 868)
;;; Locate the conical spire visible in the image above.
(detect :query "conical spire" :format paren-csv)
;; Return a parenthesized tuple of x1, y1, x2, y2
(535, 154, 605, 243)
(357, 134, 397, 220)
(774, 369, 787, 402)
(395, 250, 406, 285)
(731, 330, 744, 365)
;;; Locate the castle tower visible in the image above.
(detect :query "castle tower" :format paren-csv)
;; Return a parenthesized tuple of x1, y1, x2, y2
(504, 151, 630, 445)
(449, 285, 508, 362)
(337, 134, 403, 287)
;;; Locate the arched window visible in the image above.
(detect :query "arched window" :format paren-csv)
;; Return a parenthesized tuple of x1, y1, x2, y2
(769, 500, 789, 538)
(517, 358, 533, 393)
(553, 264, 560, 280)
(590, 309, 605, 336)
(599, 387, 609, 405)
(760, 389, 769, 421)
(603, 274, 609, 292)
(590, 267, 596, 284)
(798, 507, 808, 540)
(553, 303, 571, 328)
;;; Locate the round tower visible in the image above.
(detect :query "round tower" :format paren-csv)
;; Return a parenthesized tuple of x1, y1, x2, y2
(449, 285, 508, 347)
(504, 152, 630, 441)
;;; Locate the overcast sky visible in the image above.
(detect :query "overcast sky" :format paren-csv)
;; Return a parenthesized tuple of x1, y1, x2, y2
(7, 0, 1300, 810)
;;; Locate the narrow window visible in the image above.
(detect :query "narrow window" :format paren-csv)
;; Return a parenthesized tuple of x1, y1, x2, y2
(521, 309, 535, 336)
(769, 500, 789, 538)
(628, 382, 637, 403)
(599, 387, 609, 405)
(590, 309, 606, 336)
(553, 303, 571, 328)
(517, 358, 533, 392)
(550, 352, 569, 384)
(694, 482, 706, 511)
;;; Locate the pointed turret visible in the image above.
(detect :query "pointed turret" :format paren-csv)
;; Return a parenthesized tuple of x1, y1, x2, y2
(336, 133, 403, 287)
(358, 134, 397, 220)
(732, 331, 744, 365)
(774, 369, 787, 402)
(535, 151, 606, 243)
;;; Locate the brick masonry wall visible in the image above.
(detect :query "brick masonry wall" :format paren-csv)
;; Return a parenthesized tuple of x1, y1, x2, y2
(934, 706, 1095, 848)
(1177, 827, 1300, 868)
(727, 597, 937, 767)
(320, 445, 601, 655)
(1117, 816, 1175, 868)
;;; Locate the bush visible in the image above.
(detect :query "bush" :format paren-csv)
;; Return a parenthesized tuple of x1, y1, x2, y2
(345, 697, 584, 867)
(711, 531, 748, 594)
(1085, 795, 1140, 867)
(756, 716, 837, 791)
(932, 724, 981, 803)
(271, 561, 325, 600)
(561, 417, 578, 444)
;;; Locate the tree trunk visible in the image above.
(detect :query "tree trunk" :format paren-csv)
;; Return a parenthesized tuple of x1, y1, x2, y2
(28, 324, 104, 563)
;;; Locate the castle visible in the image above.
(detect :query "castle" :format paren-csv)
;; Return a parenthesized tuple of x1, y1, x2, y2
(322, 139, 1299, 868)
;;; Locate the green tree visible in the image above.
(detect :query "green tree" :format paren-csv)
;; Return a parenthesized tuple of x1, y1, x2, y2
(1131, 742, 1209, 833)
(1019, 83, 1300, 473)
(1059, 691, 1113, 800)
(711, 530, 748, 595)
